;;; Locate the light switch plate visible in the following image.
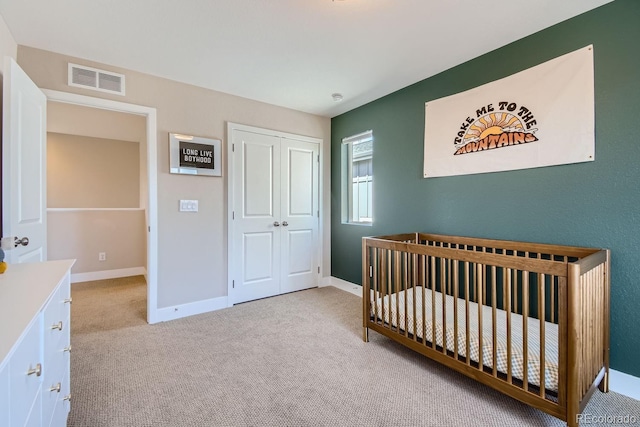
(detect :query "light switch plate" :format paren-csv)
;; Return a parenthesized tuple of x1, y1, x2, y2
(179, 200, 199, 212)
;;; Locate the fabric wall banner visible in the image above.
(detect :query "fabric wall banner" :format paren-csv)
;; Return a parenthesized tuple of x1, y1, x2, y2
(423, 45, 594, 178)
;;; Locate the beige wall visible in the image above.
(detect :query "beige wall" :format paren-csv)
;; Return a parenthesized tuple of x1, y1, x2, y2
(48, 133, 140, 208)
(18, 45, 332, 308)
(0, 15, 17, 68)
(47, 102, 148, 208)
(47, 101, 146, 142)
(48, 210, 146, 274)
(47, 132, 140, 208)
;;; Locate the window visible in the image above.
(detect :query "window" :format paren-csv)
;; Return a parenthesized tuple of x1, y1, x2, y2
(342, 130, 373, 224)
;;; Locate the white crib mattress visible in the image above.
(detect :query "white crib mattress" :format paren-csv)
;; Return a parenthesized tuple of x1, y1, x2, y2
(371, 287, 559, 392)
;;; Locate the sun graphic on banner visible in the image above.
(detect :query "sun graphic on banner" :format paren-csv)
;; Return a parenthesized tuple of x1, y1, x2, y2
(462, 112, 524, 144)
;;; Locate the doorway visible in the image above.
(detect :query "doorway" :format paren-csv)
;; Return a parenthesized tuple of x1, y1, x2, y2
(43, 89, 160, 324)
(227, 123, 321, 305)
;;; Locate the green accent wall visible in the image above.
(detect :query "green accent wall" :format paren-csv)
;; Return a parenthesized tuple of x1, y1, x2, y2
(331, 0, 640, 377)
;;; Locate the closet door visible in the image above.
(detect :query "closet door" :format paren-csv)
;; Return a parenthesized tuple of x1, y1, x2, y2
(231, 130, 281, 304)
(230, 126, 320, 304)
(280, 138, 319, 293)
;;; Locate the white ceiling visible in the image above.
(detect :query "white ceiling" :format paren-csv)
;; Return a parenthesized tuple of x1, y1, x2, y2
(0, 0, 612, 118)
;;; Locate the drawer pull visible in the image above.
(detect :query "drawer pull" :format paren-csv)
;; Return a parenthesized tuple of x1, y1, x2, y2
(63, 394, 71, 402)
(51, 321, 63, 331)
(64, 297, 73, 304)
(50, 383, 61, 393)
(27, 363, 42, 377)
(64, 345, 72, 353)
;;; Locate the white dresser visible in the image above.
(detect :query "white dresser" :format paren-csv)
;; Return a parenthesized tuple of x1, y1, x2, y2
(0, 259, 75, 427)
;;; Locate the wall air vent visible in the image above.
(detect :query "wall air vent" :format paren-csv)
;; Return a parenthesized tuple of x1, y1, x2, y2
(68, 63, 126, 95)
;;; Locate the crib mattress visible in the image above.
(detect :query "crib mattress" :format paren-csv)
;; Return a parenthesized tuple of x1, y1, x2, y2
(370, 287, 559, 392)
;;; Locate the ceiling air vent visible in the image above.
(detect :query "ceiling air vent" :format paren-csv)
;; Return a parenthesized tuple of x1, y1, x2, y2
(68, 63, 125, 95)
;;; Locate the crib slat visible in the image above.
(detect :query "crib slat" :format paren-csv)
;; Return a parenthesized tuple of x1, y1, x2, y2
(539, 273, 546, 397)
(379, 250, 384, 325)
(403, 251, 408, 338)
(588, 268, 594, 394)
(482, 255, 487, 306)
(597, 265, 603, 375)
(582, 270, 587, 396)
(579, 272, 584, 395)
(506, 268, 513, 384)
(502, 266, 507, 312)
(587, 269, 592, 395)
(590, 267, 596, 392)
(557, 275, 568, 410)
(384, 249, 390, 327)
(413, 253, 418, 342)
(551, 275, 556, 324)
(522, 271, 529, 391)
(492, 266, 498, 377)
(453, 260, 459, 359)
(465, 261, 471, 365)
(395, 251, 401, 334)
(477, 263, 484, 371)
(422, 255, 427, 346)
(471, 261, 476, 302)
(580, 271, 585, 395)
(585, 270, 590, 395)
(514, 262, 520, 315)
(431, 256, 436, 349)
(442, 257, 447, 354)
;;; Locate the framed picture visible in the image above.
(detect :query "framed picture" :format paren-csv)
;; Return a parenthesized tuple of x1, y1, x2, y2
(169, 133, 221, 176)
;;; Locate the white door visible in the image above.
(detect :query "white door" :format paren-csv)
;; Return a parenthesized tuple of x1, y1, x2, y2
(230, 128, 319, 304)
(2, 58, 47, 264)
(280, 138, 319, 293)
(232, 130, 282, 303)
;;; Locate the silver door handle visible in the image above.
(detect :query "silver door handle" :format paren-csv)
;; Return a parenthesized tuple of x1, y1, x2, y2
(282, 221, 288, 227)
(14, 237, 29, 247)
(273, 221, 280, 227)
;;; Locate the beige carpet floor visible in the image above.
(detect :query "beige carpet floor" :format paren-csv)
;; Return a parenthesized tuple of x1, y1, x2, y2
(68, 277, 639, 426)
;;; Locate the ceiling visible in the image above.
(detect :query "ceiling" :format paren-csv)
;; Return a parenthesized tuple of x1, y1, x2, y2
(0, 0, 612, 118)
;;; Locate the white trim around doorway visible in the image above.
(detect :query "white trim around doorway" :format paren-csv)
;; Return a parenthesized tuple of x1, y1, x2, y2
(42, 89, 160, 324)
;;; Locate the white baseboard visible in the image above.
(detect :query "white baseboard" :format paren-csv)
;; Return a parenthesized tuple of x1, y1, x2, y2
(328, 277, 640, 401)
(156, 295, 228, 323)
(328, 276, 362, 297)
(610, 369, 640, 401)
(318, 276, 333, 287)
(71, 267, 146, 283)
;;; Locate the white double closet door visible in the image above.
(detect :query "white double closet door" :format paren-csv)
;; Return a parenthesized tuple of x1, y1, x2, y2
(230, 126, 320, 304)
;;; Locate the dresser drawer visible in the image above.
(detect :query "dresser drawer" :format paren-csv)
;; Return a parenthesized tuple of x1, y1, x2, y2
(9, 316, 43, 427)
(42, 341, 69, 425)
(48, 366, 71, 427)
(24, 388, 42, 427)
(43, 285, 68, 348)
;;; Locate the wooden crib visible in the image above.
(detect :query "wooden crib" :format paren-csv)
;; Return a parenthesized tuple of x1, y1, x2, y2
(362, 233, 610, 427)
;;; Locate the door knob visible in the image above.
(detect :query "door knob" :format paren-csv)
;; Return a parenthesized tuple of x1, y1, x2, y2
(282, 221, 288, 227)
(273, 221, 280, 227)
(14, 237, 29, 247)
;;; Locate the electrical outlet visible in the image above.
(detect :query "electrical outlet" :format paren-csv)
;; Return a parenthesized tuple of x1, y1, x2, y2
(98, 252, 106, 261)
